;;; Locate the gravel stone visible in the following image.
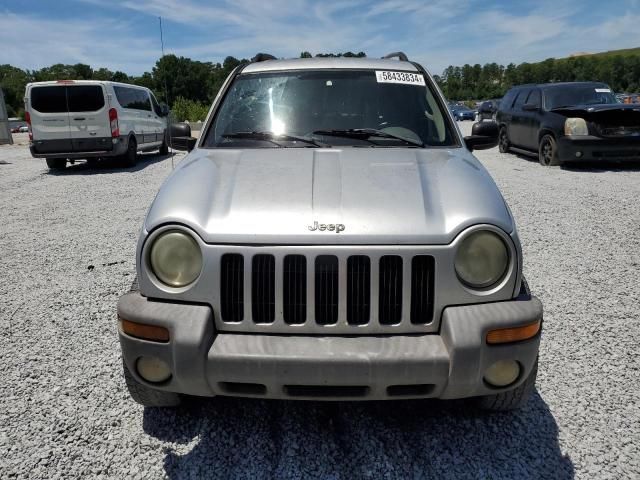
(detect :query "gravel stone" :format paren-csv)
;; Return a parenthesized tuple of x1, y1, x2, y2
(0, 123, 638, 479)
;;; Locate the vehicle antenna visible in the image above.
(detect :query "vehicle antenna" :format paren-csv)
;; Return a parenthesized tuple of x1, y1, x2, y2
(158, 16, 174, 167)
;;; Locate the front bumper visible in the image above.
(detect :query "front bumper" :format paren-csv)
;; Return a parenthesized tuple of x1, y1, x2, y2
(117, 290, 542, 401)
(557, 135, 640, 162)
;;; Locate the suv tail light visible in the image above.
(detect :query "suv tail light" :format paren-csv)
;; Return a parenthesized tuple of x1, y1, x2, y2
(109, 108, 119, 138)
(25, 111, 32, 141)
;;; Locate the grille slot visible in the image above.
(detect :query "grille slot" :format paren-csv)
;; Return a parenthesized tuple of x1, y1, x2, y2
(251, 254, 275, 324)
(379, 255, 403, 325)
(220, 254, 244, 322)
(410, 255, 435, 324)
(283, 255, 307, 324)
(284, 385, 369, 398)
(347, 255, 370, 325)
(315, 255, 339, 325)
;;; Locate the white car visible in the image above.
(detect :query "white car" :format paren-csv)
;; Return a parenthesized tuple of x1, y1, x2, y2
(24, 80, 170, 169)
(18, 125, 29, 133)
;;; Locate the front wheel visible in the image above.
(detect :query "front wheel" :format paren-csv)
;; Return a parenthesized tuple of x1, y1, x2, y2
(498, 127, 510, 153)
(46, 158, 66, 170)
(538, 134, 561, 166)
(475, 358, 538, 411)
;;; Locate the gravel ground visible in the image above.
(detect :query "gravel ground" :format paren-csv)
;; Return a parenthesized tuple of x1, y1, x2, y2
(0, 123, 639, 479)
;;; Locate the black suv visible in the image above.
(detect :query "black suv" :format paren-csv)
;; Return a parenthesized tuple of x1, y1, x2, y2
(496, 82, 640, 166)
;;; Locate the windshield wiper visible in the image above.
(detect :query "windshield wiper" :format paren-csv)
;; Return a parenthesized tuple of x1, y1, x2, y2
(222, 131, 327, 148)
(313, 128, 424, 147)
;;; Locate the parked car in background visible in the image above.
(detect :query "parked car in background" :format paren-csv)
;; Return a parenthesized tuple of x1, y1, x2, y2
(478, 99, 501, 120)
(450, 104, 476, 121)
(496, 82, 640, 166)
(18, 125, 29, 133)
(25, 80, 170, 170)
(117, 53, 542, 413)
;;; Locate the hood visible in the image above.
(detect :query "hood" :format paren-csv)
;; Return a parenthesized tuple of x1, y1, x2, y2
(551, 103, 640, 123)
(145, 147, 513, 245)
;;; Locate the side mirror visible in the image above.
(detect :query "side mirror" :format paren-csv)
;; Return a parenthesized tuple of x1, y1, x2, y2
(159, 104, 170, 117)
(522, 103, 539, 111)
(170, 122, 197, 152)
(465, 121, 499, 151)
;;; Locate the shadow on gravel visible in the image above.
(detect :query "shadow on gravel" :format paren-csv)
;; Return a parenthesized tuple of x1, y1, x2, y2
(44, 152, 176, 176)
(506, 152, 640, 172)
(143, 391, 573, 479)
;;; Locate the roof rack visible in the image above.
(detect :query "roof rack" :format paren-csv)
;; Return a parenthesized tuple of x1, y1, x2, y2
(251, 53, 277, 63)
(382, 52, 408, 61)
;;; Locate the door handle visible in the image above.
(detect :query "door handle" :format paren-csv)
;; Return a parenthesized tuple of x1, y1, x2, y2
(74, 117, 86, 121)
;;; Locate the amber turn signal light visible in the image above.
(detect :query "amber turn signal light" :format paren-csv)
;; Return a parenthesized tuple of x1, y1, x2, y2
(120, 318, 170, 343)
(486, 320, 541, 345)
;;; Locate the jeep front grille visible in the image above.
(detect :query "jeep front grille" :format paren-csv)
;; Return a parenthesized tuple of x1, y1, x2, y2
(379, 255, 403, 325)
(251, 254, 275, 324)
(220, 253, 244, 322)
(347, 255, 370, 325)
(217, 251, 435, 333)
(315, 256, 339, 325)
(283, 255, 306, 324)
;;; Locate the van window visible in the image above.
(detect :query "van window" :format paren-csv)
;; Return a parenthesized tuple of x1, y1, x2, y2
(68, 86, 105, 112)
(114, 87, 152, 111)
(150, 93, 161, 116)
(31, 86, 67, 113)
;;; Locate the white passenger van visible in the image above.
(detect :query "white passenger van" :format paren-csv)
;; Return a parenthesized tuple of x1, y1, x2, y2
(25, 80, 170, 169)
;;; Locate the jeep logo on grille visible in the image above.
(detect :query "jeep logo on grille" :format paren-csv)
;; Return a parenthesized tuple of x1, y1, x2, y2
(308, 221, 345, 233)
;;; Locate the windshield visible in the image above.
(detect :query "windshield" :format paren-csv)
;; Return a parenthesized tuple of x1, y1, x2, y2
(545, 85, 619, 110)
(203, 69, 456, 148)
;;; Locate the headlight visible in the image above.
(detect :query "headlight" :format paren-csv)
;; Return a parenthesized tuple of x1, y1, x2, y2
(564, 117, 589, 136)
(455, 230, 509, 289)
(149, 230, 202, 287)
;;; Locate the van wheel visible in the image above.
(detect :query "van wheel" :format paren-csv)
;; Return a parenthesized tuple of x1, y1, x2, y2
(498, 127, 510, 153)
(122, 137, 137, 167)
(475, 358, 538, 412)
(122, 360, 181, 407)
(539, 135, 561, 166)
(46, 158, 66, 170)
(159, 138, 169, 155)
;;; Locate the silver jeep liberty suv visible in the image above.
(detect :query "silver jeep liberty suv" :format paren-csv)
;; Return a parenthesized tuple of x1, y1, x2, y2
(117, 52, 542, 411)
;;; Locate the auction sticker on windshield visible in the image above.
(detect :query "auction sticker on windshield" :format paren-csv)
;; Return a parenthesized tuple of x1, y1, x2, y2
(376, 71, 425, 86)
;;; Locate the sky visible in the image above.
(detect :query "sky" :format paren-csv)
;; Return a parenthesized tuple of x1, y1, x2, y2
(1, 0, 639, 76)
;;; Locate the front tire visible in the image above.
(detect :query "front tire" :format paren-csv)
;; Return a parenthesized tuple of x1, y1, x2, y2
(538, 134, 561, 166)
(498, 127, 510, 153)
(122, 360, 181, 407)
(46, 158, 66, 170)
(476, 358, 538, 411)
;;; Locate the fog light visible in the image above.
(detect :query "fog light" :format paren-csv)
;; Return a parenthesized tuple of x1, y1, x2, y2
(575, 151, 583, 158)
(136, 356, 171, 383)
(484, 360, 520, 387)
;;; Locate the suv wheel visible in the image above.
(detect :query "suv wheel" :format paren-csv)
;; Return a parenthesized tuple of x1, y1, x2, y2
(538, 134, 561, 166)
(122, 137, 137, 167)
(475, 358, 538, 411)
(498, 127, 510, 153)
(45, 158, 66, 170)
